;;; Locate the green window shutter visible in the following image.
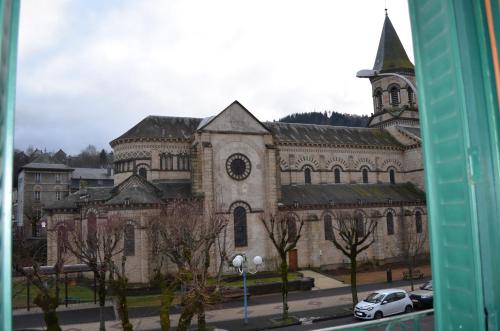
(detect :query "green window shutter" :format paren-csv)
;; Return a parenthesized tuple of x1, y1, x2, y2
(0, 0, 19, 329)
(409, 0, 500, 330)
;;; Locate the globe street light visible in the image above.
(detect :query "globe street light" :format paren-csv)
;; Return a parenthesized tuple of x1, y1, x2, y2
(232, 253, 263, 324)
(356, 69, 417, 93)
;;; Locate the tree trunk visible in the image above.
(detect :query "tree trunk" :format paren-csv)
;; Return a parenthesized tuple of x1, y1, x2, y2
(98, 273, 107, 331)
(350, 255, 358, 305)
(113, 278, 133, 331)
(280, 255, 289, 321)
(159, 283, 174, 331)
(42, 308, 62, 331)
(197, 300, 206, 331)
(176, 302, 195, 331)
(34, 292, 61, 331)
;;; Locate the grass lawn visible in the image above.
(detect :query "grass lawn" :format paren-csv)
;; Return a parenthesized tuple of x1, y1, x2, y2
(13, 281, 96, 309)
(217, 273, 298, 287)
(13, 273, 300, 309)
(332, 265, 432, 285)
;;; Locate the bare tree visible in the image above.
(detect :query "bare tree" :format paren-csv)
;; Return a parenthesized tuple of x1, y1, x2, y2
(13, 230, 64, 331)
(327, 211, 377, 305)
(64, 214, 125, 331)
(260, 212, 304, 321)
(398, 209, 428, 290)
(109, 255, 133, 331)
(147, 200, 229, 331)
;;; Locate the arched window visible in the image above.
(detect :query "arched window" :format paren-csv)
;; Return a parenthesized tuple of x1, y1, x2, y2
(124, 223, 135, 256)
(334, 168, 341, 184)
(138, 167, 147, 179)
(324, 215, 333, 240)
(415, 211, 423, 233)
(57, 225, 67, 254)
(287, 215, 298, 241)
(389, 169, 396, 184)
(304, 168, 311, 184)
(355, 214, 365, 237)
(87, 213, 97, 253)
(165, 153, 173, 170)
(390, 86, 400, 106)
(177, 153, 190, 171)
(408, 87, 414, 106)
(386, 212, 394, 235)
(362, 168, 369, 184)
(374, 90, 383, 111)
(234, 206, 247, 247)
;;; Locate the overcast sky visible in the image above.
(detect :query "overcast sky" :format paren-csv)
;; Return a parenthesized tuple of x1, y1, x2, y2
(15, 0, 413, 154)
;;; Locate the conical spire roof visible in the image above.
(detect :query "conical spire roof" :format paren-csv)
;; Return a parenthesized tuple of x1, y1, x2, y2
(373, 14, 414, 73)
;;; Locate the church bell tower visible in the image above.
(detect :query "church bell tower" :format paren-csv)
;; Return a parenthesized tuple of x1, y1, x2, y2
(366, 13, 419, 128)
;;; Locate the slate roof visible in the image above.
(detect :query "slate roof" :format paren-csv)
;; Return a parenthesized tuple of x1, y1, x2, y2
(22, 162, 73, 171)
(267, 122, 402, 147)
(373, 15, 414, 73)
(154, 181, 193, 200)
(110, 116, 202, 146)
(45, 187, 113, 210)
(397, 126, 421, 139)
(72, 168, 113, 180)
(105, 185, 163, 205)
(280, 183, 425, 206)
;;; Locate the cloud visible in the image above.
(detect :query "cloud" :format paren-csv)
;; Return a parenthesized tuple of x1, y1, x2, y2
(15, 0, 413, 154)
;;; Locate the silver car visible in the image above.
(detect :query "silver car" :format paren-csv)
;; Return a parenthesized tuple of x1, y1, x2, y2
(354, 288, 414, 320)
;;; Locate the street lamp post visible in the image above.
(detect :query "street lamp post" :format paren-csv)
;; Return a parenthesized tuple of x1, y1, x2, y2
(232, 254, 263, 324)
(356, 69, 417, 92)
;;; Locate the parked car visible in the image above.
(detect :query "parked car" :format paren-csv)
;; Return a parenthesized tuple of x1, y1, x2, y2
(409, 280, 433, 309)
(354, 289, 413, 320)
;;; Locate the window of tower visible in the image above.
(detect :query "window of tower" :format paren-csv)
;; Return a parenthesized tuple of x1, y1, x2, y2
(408, 87, 414, 106)
(375, 90, 383, 111)
(390, 86, 400, 106)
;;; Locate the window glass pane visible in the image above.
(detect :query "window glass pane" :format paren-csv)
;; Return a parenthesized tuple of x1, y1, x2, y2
(234, 206, 247, 247)
(362, 168, 368, 183)
(124, 223, 135, 256)
(304, 168, 311, 184)
(416, 211, 423, 233)
(387, 212, 394, 235)
(334, 168, 340, 183)
(324, 215, 333, 240)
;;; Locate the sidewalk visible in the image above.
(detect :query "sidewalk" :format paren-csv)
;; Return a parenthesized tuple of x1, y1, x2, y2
(300, 270, 347, 290)
(14, 281, 425, 331)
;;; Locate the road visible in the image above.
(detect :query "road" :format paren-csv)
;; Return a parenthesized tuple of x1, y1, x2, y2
(278, 314, 434, 331)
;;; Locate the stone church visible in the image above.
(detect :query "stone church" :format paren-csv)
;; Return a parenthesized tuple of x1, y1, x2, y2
(46, 14, 427, 283)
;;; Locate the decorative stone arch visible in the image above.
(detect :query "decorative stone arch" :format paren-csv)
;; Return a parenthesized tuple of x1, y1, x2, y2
(279, 157, 290, 171)
(284, 211, 300, 222)
(294, 155, 320, 170)
(383, 208, 397, 217)
(353, 157, 375, 170)
(135, 163, 150, 179)
(381, 158, 403, 172)
(412, 207, 426, 216)
(229, 201, 252, 214)
(85, 208, 99, 219)
(326, 156, 348, 171)
(354, 209, 368, 219)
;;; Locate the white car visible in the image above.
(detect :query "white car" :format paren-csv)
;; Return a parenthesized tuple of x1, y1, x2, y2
(354, 289, 413, 320)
